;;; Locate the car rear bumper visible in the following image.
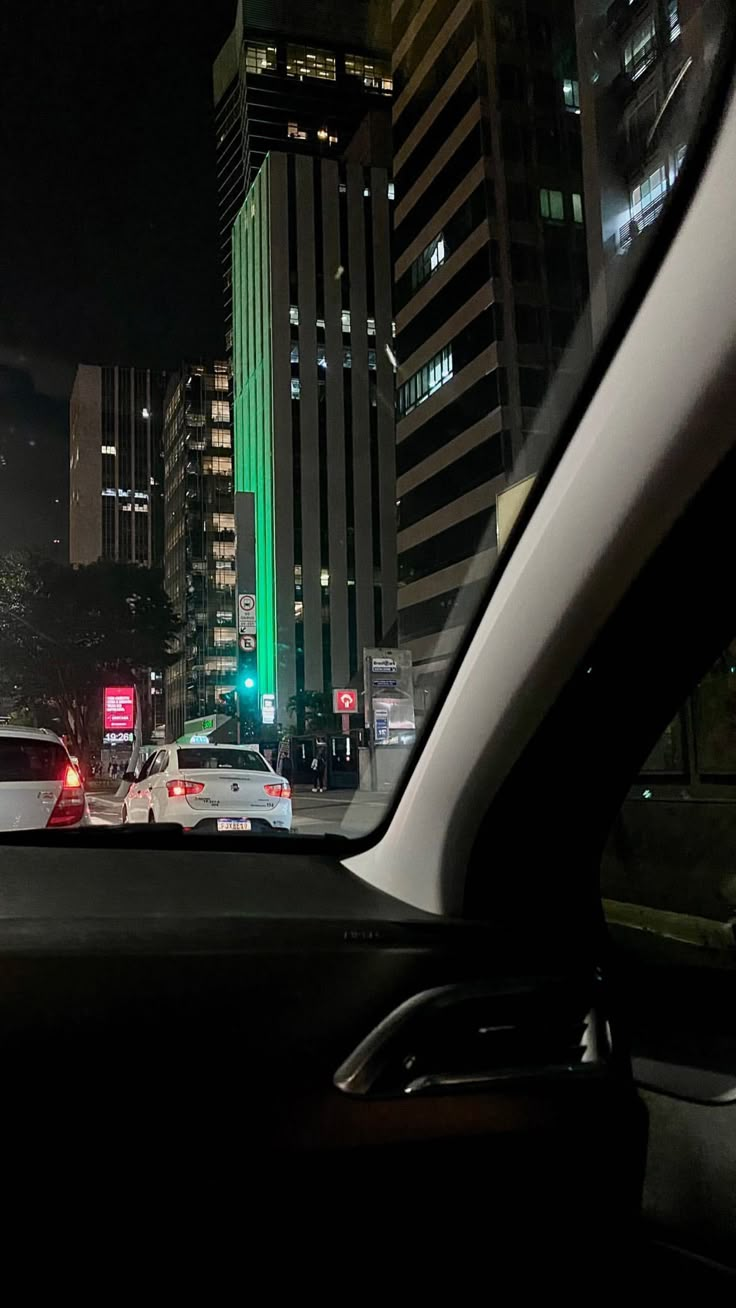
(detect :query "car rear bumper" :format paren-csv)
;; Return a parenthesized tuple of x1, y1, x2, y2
(182, 816, 290, 835)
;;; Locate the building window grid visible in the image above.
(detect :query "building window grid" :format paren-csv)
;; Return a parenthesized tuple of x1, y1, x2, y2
(245, 42, 277, 75)
(344, 52, 392, 93)
(540, 187, 564, 221)
(398, 345, 454, 418)
(410, 234, 446, 292)
(624, 17, 657, 81)
(572, 192, 584, 224)
(211, 399, 230, 423)
(667, 0, 681, 42)
(286, 45, 336, 81)
(562, 78, 580, 111)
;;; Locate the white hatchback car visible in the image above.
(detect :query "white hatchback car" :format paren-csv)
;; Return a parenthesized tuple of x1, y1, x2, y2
(0, 727, 87, 831)
(122, 743, 292, 834)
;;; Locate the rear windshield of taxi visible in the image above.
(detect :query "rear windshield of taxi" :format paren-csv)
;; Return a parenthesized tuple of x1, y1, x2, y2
(176, 749, 269, 772)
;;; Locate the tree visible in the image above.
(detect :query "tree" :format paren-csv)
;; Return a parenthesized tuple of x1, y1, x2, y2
(286, 688, 336, 733)
(0, 554, 180, 764)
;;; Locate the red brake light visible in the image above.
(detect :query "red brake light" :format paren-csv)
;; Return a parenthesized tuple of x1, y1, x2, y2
(47, 767, 85, 827)
(166, 779, 205, 797)
(264, 782, 290, 799)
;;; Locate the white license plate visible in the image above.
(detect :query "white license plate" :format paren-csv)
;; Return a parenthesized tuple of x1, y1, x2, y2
(217, 817, 252, 832)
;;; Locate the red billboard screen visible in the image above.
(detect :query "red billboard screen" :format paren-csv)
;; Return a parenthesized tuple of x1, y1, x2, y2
(104, 686, 135, 732)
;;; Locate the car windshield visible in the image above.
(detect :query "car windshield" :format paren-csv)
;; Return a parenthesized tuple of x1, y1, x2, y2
(0, 0, 731, 839)
(177, 749, 269, 772)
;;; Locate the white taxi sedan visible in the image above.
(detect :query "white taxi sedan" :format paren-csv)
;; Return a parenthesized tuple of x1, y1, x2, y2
(0, 727, 87, 831)
(122, 743, 292, 834)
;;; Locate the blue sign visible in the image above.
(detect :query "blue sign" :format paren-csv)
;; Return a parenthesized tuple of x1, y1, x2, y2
(372, 678, 398, 689)
(374, 711, 389, 744)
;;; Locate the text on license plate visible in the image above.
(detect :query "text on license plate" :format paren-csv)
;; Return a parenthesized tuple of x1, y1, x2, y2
(217, 817, 252, 832)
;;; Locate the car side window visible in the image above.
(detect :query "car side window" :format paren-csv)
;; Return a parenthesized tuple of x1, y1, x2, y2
(603, 640, 736, 936)
(136, 755, 154, 782)
(148, 751, 166, 777)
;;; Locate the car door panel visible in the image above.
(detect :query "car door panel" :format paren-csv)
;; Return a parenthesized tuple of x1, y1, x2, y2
(0, 843, 646, 1276)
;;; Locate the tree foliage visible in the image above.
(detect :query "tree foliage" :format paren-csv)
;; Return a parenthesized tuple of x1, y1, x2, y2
(0, 554, 180, 761)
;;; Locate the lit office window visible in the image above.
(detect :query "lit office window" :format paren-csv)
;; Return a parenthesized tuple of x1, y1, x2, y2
(630, 164, 667, 219)
(317, 345, 327, 368)
(410, 233, 446, 291)
(387, 181, 395, 199)
(572, 192, 584, 224)
(287, 122, 307, 140)
(368, 350, 377, 370)
(291, 378, 301, 399)
(397, 346, 453, 417)
(563, 78, 580, 111)
(540, 188, 564, 220)
(367, 317, 376, 335)
(245, 43, 277, 75)
(212, 540, 236, 559)
(216, 610, 234, 625)
(344, 52, 392, 93)
(211, 429, 231, 448)
(214, 370, 229, 391)
(287, 45, 336, 81)
(290, 305, 299, 325)
(290, 341, 299, 363)
(341, 310, 351, 332)
(101, 444, 116, 455)
(668, 0, 681, 41)
(203, 455, 232, 476)
(211, 400, 230, 422)
(214, 627, 237, 646)
(624, 17, 657, 80)
(210, 512, 235, 532)
(343, 348, 352, 369)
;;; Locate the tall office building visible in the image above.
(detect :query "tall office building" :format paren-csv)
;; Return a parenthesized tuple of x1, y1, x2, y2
(162, 362, 235, 741)
(69, 364, 166, 566)
(392, 0, 587, 690)
(213, 0, 391, 343)
(231, 148, 396, 716)
(574, 0, 719, 342)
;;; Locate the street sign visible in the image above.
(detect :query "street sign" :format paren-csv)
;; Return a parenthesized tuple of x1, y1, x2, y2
(239, 634, 256, 652)
(238, 593, 256, 635)
(371, 657, 397, 673)
(374, 710, 389, 744)
(104, 686, 135, 732)
(333, 688, 358, 713)
(261, 693, 276, 725)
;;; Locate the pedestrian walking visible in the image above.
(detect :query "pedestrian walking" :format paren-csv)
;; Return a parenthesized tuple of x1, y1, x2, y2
(315, 748, 327, 794)
(280, 749, 293, 786)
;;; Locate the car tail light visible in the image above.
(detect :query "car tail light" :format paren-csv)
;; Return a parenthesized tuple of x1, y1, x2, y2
(47, 766, 85, 828)
(264, 782, 291, 799)
(166, 779, 205, 797)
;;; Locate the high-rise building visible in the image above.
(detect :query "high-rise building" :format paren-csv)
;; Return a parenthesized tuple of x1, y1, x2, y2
(69, 364, 166, 566)
(231, 148, 396, 717)
(392, 0, 588, 691)
(213, 0, 391, 344)
(574, 0, 718, 342)
(162, 362, 235, 741)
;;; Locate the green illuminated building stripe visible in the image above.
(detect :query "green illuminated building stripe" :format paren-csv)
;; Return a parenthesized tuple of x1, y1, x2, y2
(232, 162, 276, 700)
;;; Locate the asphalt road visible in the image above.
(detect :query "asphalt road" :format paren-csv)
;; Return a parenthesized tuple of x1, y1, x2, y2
(87, 787, 388, 837)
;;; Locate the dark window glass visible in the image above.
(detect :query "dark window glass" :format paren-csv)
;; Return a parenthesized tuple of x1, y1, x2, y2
(394, 0, 448, 96)
(399, 435, 504, 532)
(515, 304, 546, 344)
(399, 506, 496, 585)
(396, 373, 504, 477)
(395, 67, 478, 203)
(498, 63, 523, 101)
(396, 185, 493, 312)
(393, 0, 423, 52)
(519, 367, 548, 407)
(394, 124, 484, 259)
(453, 304, 502, 373)
(399, 577, 489, 642)
(177, 748, 269, 772)
(393, 9, 476, 154)
(397, 247, 498, 365)
(511, 242, 542, 282)
(0, 740, 68, 782)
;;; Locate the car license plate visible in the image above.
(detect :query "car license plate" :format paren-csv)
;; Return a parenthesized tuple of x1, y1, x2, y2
(217, 817, 252, 832)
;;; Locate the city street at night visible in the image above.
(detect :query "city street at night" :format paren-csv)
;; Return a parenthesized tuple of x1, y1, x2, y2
(88, 785, 388, 836)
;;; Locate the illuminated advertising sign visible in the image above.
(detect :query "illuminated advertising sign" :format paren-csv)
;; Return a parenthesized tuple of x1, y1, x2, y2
(104, 686, 135, 733)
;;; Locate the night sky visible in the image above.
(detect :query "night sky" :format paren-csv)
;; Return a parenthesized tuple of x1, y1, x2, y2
(0, 0, 236, 555)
